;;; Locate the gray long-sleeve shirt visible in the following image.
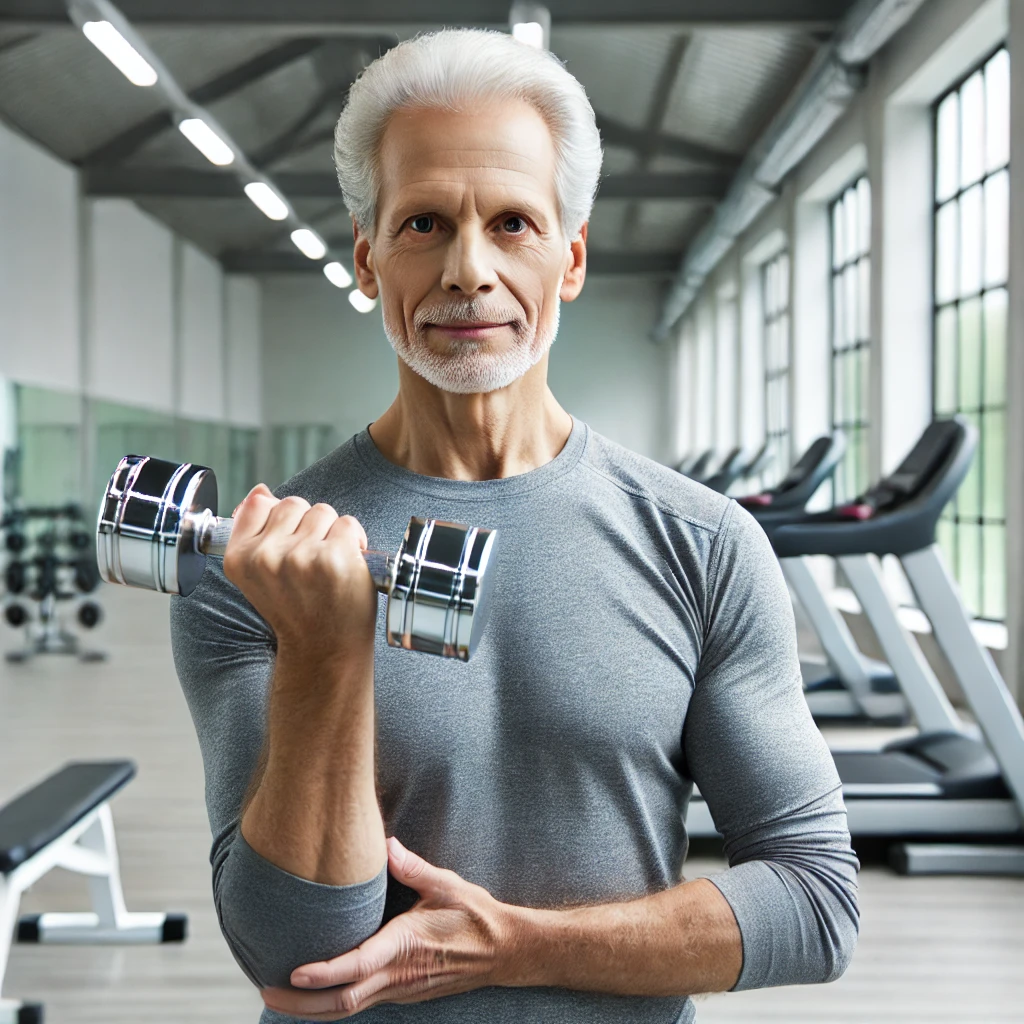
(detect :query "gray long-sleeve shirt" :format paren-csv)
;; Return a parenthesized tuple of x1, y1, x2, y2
(170, 419, 859, 1023)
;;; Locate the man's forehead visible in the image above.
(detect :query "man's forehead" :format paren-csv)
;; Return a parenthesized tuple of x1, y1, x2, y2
(377, 101, 558, 210)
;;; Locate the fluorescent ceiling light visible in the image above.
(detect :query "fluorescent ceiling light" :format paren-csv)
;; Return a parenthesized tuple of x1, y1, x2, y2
(348, 290, 378, 313)
(244, 182, 289, 221)
(291, 228, 327, 260)
(82, 20, 157, 86)
(178, 117, 235, 167)
(512, 21, 545, 48)
(323, 262, 353, 288)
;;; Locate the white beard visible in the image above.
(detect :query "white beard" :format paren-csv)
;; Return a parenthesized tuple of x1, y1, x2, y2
(382, 297, 560, 395)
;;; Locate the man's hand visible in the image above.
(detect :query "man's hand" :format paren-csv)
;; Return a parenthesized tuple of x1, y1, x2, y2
(223, 484, 378, 665)
(260, 837, 520, 1020)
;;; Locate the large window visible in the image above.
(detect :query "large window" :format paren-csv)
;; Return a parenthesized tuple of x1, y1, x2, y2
(933, 47, 1009, 621)
(830, 177, 872, 504)
(762, 250, 791, 485)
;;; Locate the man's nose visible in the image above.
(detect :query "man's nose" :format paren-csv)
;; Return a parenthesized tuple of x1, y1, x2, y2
(440, 228, 499, 294)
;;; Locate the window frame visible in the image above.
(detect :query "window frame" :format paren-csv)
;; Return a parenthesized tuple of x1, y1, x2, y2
(930, 43, 1010, 622)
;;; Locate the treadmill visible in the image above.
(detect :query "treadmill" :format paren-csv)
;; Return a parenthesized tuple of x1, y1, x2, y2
(703, 447, 748, 494)
(688, 417, 1024, 874)
(740, 435, 906, 725)
(682, 449, 716, 483)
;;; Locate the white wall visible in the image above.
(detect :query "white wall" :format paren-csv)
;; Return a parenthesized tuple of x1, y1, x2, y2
(225, 276, 262, 428)
(178, 241, 225, 422)
(88, 199, 176, 412)
(0, 121, 80, 393)
(261, 275, 671, 462)
(0, 120, 262, 436)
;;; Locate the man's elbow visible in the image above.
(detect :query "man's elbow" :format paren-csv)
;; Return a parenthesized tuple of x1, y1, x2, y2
(819, 885, 860, 984)
(213, 832, 388, 989)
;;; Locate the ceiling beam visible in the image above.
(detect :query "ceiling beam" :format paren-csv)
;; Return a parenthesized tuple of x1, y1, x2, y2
(83, 167, 731, 200)
(595, 115, 741, 169)
(81, 38, 322, 167)
(221, 248, 679, 276)
(0, 0, 855, 29)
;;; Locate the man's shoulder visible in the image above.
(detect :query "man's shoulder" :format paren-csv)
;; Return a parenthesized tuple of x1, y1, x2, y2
(580, 428, 732, 536)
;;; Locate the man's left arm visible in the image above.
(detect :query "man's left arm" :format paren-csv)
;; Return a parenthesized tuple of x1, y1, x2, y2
(263, 502, 858, 1019)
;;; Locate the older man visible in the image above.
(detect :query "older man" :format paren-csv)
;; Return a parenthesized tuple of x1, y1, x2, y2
(171, 28, 858, 1024)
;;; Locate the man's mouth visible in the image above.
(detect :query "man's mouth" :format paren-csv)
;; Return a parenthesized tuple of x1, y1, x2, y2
(425, 321, 512, 337)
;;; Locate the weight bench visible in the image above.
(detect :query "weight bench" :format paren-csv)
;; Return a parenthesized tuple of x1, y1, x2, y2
(0, 761, 187, 1024)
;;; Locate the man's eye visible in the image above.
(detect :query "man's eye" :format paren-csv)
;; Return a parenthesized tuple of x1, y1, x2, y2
(502, 216, 526, 234)
(410, 215, 434, 233)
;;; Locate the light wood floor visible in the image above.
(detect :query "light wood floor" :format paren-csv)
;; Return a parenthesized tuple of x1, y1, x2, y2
(2, 586, 1023, 1023)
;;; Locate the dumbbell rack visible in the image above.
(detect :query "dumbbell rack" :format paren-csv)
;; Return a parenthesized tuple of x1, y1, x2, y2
(2, 506, 107, 664)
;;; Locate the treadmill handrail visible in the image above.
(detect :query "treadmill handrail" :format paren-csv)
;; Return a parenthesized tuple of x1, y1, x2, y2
(740, 433, 846, 515)
(704, 447, 748, 493)
(772, 416, 977, 558)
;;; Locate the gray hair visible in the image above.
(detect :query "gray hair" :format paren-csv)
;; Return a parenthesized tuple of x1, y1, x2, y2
(333, 29, 603, 241)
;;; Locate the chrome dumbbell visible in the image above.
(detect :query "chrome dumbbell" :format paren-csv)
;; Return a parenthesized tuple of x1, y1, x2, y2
(96, 455, 497, 661)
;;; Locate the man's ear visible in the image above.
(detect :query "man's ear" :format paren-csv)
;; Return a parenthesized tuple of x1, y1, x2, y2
(353, 220, 380, 299)
(560, 222, 587, 302)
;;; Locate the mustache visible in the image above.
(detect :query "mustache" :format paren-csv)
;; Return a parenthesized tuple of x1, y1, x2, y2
(413, 299, 525, 334)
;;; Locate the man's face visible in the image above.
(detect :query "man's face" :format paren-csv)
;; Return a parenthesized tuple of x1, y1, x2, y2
(355, 98, 586, 394)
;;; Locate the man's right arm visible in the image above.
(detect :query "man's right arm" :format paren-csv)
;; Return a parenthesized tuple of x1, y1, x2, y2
(170, 487, 388, 990)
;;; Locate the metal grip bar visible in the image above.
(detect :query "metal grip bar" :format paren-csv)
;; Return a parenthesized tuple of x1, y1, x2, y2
(194, 515, 394, 592)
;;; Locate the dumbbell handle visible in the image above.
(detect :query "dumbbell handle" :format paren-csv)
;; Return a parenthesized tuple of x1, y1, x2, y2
(192, 512, 395, 592)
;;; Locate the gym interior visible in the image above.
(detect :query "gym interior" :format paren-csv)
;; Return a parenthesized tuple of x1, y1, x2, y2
(1, 0, 1023, 1021)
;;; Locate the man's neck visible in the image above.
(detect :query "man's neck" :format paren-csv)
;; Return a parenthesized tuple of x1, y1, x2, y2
(369, 356, 573, 481)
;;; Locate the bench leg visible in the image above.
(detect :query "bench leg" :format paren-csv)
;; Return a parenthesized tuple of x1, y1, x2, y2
(1, 876, 45, 1024)
(16, 806, 186, 946)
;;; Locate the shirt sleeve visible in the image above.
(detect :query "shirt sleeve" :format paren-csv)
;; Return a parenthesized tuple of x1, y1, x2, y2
(169, 558, 387, 989)
(683, 501, 860, 991)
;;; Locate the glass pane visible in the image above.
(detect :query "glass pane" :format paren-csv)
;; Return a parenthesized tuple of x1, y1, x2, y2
(844, 187, 858, 264)
(957, 522, 982, 617)
(859, 344, 871, 422)
(14, 386, 83, 507)
(934, 305, 958, 414)
(833, 353, 844, 424)
(844, 263, 857, 344)
(937, 516, 957, 571)
(981, 409, 1005, 520)
(857, 177, 871, 255)
(935, 199, 958, 305)
(832, 199, 844, 269)
(959, 70, 985, 188)
(832, 274, 844, 351)
(985, 49, 1010, 173)
(858, 257, 871, 341)
(778, 254, 790, 308)
(958, 297, 983, 410)
(984, 169, 1009, 287)
(958, 412, 982, 518)
(845, 349, 858, 426)
(936, 91, 960, 202)
(958, 183, 983, 297)
(982, 524, 1006, 620)
(983, 287, 1007, 406)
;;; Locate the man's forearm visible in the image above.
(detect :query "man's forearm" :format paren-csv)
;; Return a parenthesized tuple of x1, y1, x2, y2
(240, 646, 387, 886)
(507, 877, 742, 997)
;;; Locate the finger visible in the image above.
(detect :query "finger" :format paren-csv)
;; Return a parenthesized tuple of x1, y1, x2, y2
(262, 986, 350, 1017)
(292, 927, 400, 988)
(261, 494, 312, 539)
(292, 503, 340, 542)
(230, 484, 277, 541)
(387, 836, 452, 895)
(325, 514, 369, 552)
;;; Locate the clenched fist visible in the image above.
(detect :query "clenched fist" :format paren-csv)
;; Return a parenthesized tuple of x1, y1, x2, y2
(223, 484, 378, 666)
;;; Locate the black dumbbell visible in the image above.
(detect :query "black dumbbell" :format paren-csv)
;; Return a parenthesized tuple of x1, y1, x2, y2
(78, 602, 103, 629)
(4, 602, 28, 628)
(5, 531, 26, 553)
(75, 558, 101, 594)
(96, 455, 498, 662)
(69, 530, 91, 551)
(5, 561, 26, 595)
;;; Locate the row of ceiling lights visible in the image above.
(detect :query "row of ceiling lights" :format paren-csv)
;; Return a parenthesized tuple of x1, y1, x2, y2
(70, 0, 552, 313)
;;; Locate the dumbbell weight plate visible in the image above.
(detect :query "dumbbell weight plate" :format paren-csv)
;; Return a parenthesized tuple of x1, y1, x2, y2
(97, 455, 216, 597)
(5, 561, 26, 595)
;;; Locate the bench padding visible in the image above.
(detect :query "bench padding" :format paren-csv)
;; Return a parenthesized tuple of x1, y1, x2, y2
(0, 761, 136, 874)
